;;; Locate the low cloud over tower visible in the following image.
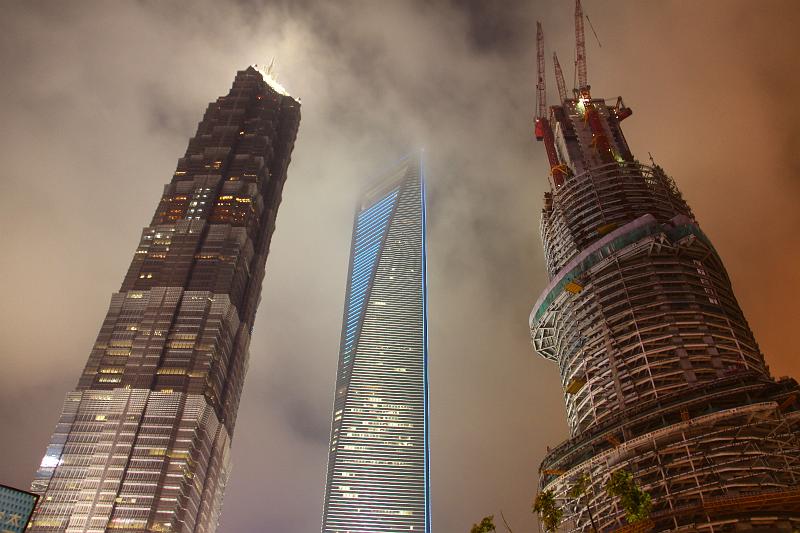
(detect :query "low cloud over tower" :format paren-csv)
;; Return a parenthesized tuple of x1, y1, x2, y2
(322, 155, 431, 533)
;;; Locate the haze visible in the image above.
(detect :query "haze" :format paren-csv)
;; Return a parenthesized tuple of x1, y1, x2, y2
(1, 1, 798, 531)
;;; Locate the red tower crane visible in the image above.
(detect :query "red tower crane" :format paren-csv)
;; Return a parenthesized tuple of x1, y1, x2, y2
(533, 22, 565, 186)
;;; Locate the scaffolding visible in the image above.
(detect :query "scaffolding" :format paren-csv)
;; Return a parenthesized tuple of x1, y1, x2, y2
(531, 163, 800, 529)
(540, 161, 693, 278)
(530, 6, 800, 530)
(540, 402, 800, 531)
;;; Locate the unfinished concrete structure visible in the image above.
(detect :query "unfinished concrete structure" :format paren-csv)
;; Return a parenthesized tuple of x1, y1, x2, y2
(530, 3, 800, 531)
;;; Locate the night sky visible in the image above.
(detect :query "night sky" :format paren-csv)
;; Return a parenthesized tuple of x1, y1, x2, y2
(1, 1, 799, 532)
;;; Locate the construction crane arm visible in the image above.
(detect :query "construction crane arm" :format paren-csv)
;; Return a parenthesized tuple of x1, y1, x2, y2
(534, 21, 547, 141)
(553, 52, 567, 103)
(536, 21, 546, 120)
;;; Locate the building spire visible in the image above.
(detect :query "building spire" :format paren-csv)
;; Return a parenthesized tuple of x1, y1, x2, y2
(253, 59, 291, 97)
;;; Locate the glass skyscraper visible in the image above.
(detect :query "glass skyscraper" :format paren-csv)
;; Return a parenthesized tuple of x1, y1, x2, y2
(321, 155, 430, 533)
(28, 66, 300, 533)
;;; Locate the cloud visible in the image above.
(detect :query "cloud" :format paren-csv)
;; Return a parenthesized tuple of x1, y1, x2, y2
(0, 1, 798, 532)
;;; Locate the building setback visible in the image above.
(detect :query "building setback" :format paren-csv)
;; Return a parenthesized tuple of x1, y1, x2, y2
(321, 155, 430, 533)
(530, 4, 800, 530)
(29, 66, 300, 533)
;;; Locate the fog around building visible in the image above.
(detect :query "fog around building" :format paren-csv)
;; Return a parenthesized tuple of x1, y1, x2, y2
(0, 1, 798, 531)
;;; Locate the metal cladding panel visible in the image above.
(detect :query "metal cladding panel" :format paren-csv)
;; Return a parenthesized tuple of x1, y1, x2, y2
(30, 67, 299, 533)
(322, 156, 430, 533)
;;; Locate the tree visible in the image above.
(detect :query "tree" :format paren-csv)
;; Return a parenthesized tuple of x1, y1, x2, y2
(532, 490, 563, 532)
(567, 473, 599, 532)
(470, 515, 496, 533)
(605, 470, 652, 523)
(470, 511, 518, 533)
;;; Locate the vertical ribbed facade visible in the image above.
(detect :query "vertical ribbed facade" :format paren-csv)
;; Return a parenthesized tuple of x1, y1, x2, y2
(322, 156, 430, 533)
(530, 81, 800, 528)
(28, 66, 300, 533)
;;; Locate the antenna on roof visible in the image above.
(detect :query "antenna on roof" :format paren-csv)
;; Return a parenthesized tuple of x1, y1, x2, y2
(252, 59, 292, 97)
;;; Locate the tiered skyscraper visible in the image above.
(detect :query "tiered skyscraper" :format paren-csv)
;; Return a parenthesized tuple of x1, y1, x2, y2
(29, 66, 300, 533)
(321, 155, 430, 533)
(531, 4, 800, 530)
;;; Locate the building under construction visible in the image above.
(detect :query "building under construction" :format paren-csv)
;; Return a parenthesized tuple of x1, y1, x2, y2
(530, 3, 800, 531)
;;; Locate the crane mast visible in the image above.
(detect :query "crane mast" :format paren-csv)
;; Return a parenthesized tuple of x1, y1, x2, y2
(575, 0, 588, 91)
(573, 1, 614, 164)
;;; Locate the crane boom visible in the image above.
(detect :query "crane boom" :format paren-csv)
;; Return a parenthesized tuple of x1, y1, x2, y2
(532, 22, 563, 186)
(536, 21, 546, 120)
(575, 0, 587, 90)
(534, 21, 547, 141)
(553, 52, 567, 103)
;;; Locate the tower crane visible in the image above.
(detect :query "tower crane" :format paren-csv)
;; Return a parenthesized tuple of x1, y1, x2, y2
(570, 0, 614, 162)
(533, 22, 566, 186)
(534, 22, 547, 141)
(575, 0, 588, 91)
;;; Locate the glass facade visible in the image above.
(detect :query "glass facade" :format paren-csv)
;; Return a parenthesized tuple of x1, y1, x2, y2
(0, 484, 39, 533)
(322, 155, 430, 533)
(28, 66, 300, 533)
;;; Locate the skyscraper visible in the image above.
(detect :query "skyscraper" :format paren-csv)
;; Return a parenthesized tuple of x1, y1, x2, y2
(29, 66, 300, 533)
(530, 4, 800, 530)
(321, 155, 430, 533)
